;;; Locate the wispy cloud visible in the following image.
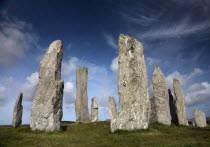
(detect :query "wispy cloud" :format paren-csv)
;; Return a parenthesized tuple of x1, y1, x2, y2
(104, 34, 117, 49)
(140, 19, 210, 39)
(0, 11, 39, 65)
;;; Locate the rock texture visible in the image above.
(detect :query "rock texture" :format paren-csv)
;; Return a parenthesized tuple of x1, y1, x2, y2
(111, 34, 150, 132)
(30, 40, 64, 131)
(168, 89, 178, 123)
(149, 97, 157, 123)
(108, 96, 117, 120)
(91, 97, 98, 122)
(152, 66, 171, 125)
(173, 78, 188, 126)
(12, 93, 23, 128)
(193, 109, 207, 128)
(75, 67, 91, 123)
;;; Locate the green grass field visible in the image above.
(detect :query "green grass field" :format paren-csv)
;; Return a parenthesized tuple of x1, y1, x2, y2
(0, 121, 210, 147)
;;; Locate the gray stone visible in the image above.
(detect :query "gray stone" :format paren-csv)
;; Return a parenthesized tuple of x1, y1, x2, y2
(149, 97, 157, 123)
(75, 67, 91, 123)
(152, 66, 171, 125)
(193, 109, 207, 128)
(108, 96, 117, 120)
(111, 34, 150, 132)
(173, 78, 188, 126)
(168, 89, 178, 123)
(30, 40, 64, 132)
(12, 93, 23, 128)
(91, 97, 98, 122)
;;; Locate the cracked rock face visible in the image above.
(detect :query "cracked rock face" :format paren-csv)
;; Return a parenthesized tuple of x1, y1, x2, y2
(111, 34, 150, 132)
(91, 97, 98, 122)
(75, 67, 91, 123)
(30, 40, 64, 132)
(149, 97, 157, 123)
(152, 66, 171, 125)
(12, 93, 23, 128)
(168, 89, 178, 123)
(193, 109, 207, 128)
(173, 79, 188, 126)
(108, 96, 117, 120)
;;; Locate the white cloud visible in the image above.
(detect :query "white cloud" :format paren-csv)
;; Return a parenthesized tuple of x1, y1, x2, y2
(19, 72, 39, 101)
(104, 34, 117, 49)
(166, 68, 203, 89)
(185, 82, 210, 106)
(141, 18, 210, 39)
(62, 57, 79, 75)
(110, 56, 118, 73)
(0, 12, 38, 65)
(63, 82, 75, 108)
(146, 57, 161, 66)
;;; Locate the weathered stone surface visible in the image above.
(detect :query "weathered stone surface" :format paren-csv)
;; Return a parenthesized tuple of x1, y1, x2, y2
(168, 89, 178, 123)
(91, 97, 98, 122)
(173, 78, 188, 126)
(193, 109, 207, 128)
(75, 67, 91, 123)
(12, 93, 23, 128)
(111, 34, 150, 132)
(30, 40, 64, 132)
(152, 66, 171, 125)
(149, 97, 157, 123)
(108, 96, 117, 120)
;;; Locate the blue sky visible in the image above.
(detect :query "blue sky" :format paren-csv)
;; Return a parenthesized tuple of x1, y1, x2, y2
(0, 0, 210, 125)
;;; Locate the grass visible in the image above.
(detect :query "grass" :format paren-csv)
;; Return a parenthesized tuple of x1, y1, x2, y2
(0, 121, 210, 147)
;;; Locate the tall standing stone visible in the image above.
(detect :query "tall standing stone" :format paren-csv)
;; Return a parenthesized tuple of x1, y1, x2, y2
(193, 109, 207, 128)
(91, 97, 98, 122)
(168, 89, 178, 123)
(75, 67, 90, 123)
(149, 97, 157, 123)
(30, 40, 64, 131)
(152, 66, 171, 125)
(12, 93, 23, 128)
(173, 78, 188, 126)
(108, 96, 117, 120)
(111, 34, 150, 132)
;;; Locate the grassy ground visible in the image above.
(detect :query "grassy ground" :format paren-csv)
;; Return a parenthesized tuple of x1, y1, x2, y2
(0, 121, 210, 147)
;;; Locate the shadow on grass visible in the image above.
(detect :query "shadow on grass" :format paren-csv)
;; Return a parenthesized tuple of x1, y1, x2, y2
(61, 126, 68, 131)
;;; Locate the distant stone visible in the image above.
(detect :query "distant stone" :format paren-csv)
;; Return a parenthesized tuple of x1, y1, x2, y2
(168, 89, 178, 123)
(152, 66, 171, 125)
(111, 34, 150, 132)
(149, 97, 157, 123)
(91, 97, 98, 122)
(12, 93, 23, 128)
(30, 40, 64, 131)
(108, 96, 117, 120)
(173, 78, 188, 126)
(75, 67, 91, 123)
(188, 120, 195, 126)
(193, 109, 207, 128)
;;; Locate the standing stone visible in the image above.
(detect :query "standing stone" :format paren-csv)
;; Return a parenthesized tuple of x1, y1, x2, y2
(111, 34, 150, 132)
(75, 67, 91, 123)
(193, 109, 207, 128)
(30, 40, 64, 131)
(173, 78, 188, 126)
(149, 97, 157, 123)
(152, 66, 171, 125)
(91, 97, 98, 122)
(12, 93, 23, 128)
(168, 89, 178, 123)
(108, 96, 117, 120)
